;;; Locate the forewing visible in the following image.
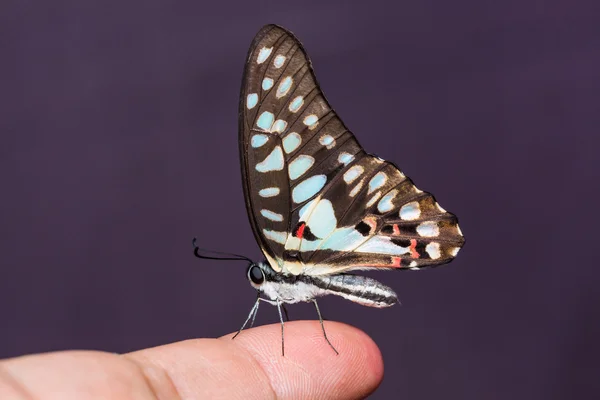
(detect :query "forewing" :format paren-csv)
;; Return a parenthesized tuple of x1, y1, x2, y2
(239, 25, 464, 275)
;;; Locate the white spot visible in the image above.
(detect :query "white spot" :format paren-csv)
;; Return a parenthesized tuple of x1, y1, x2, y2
(366, 192, 382, 207)
(261, 209, 284, 222)
(303, 114, 319, 129)
(456, 224, 463, 236)
(288, 155, 315, 180)
(256, 146, 284, 172)
(263, 229, 287, 244)
(246, 93, 258, 109)
(356, 236, 410, 255)
(399, 201, 421, 221)
(368, 172, 387, 194)
(426, 242, 441, 259)
(436, 202, 447, 213)
(282, 132, 301, 153)
(257, 47, 273, 64)
(416, 221, 440, 237)
(276, 76, 293, 98)
(289, 96, 304, 113)
(304, 199, 337, 239)
(450, 247, 461, 257)
(349, 180, 364, 197)
(256, 111, 274, 131)
(338, 152, 354, 165)
(273, 55, 286, 68)
(271, 119, 287, 134)
(262, 77, 274, 91)
(251, 134, 269, 148)
(259, 187, 280, 198)
(377, 189, 398, 213)
(319, 135, 336, 149)
(409, 261, 418, 269)
(343, 165, 364, 184)
(292, 175, 327, 203)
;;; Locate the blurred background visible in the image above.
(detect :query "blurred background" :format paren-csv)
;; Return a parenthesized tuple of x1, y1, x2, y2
(1, 0, 599, 398)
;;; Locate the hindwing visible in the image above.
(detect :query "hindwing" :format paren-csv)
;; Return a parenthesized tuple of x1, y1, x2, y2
(239, 25, 464, 276)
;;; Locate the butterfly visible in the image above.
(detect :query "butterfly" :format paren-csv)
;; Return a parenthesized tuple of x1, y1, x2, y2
(194, 24, 465, 355)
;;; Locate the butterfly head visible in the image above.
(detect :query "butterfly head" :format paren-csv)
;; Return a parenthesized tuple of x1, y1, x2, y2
(246, 261, 273, 290)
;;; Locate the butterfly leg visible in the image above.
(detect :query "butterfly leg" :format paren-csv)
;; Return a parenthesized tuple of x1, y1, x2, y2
(276, 300, 286, 356)
(232, 295, 260, 340)
(312, 299, 339, 355)
(282, 304, 291, 322)
(249, 293, 261, 328)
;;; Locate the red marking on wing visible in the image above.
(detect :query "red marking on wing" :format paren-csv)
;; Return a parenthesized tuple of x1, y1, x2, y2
(296, 223, 306, 239)
(392, 224, 400, 235)
(391, 256, 402, 268)
(409, 239, 420, 258)
(365, 217, 377, 232)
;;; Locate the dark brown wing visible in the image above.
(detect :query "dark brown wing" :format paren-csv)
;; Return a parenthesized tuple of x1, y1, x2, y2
(239, 25, 464, 275)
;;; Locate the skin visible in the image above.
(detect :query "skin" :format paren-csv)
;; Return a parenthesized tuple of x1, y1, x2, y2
(0, 321, 384, 399)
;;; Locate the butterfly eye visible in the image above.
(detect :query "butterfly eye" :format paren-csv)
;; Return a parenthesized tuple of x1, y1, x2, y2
(248, 265, 265, 285)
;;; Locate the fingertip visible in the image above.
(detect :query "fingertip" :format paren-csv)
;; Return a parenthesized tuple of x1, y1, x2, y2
(128, 321, 384, 399)
(223, 321, 384, 399)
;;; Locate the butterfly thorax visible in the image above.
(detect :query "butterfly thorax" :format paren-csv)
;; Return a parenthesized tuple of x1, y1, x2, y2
(248, 261, 398, 307)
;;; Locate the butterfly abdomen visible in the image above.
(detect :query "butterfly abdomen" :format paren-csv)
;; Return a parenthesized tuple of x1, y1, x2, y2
(311, 274, 398, 308)
(257, 262, 397, 307)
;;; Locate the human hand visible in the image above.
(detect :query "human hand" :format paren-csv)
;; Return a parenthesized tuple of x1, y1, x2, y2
(0, 321, 383, 399)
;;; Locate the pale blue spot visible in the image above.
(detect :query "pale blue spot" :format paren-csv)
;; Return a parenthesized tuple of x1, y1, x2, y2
(417, 221, 439, 237)
(262, 78, 274, 90)
(246, 93, 258, 109)
(377, 190, 397, 213)
(274, 55, 286, 68)
(320, 227, 366, 251)
(319, 135, 334, 147)
(343, 165, 364, 184)
(368, 172, 387, 194)
(289, 96, 304, 113)
(304, 200, 337, 239)
(271, 119, 287, 134)
(367, 192, 382, 207)
(263, 229, 287, 244)
(356, 236, 410, 255)
(338, 152, 354, 165)
(288, 155, 315, 180)
(257, 47, 272, 64)
(282, 132, 301, 153)
(298, 198, 318, 220)
(256, 111, 274, 131)
(251, 134, 269, 148)
(276, 76, 293, 98)
(256, 146, 284, 172)
(296, 240, 320, 251)
(259, 187, 280, 197)
(261, 209, 284, 222)
(292, 175, 327, 203)
(399, 201, 421, 220)
(303, 114, 319, 126)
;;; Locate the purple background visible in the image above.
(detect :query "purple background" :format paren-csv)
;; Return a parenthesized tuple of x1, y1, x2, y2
(1, 1, 599, 398)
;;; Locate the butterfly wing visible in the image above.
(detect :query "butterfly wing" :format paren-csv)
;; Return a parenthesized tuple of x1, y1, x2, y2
(239, 25, 464, 275)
